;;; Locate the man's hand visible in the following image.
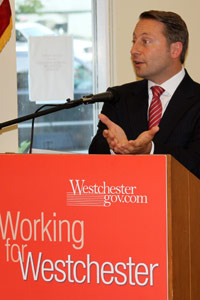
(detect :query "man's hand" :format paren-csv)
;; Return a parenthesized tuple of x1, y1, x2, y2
(99, 113, 159, 154)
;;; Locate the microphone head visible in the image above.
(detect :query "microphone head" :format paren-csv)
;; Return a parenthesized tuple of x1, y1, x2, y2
(82, 88, 118, 104)
(82, 88, 119, 104)
(106, 87, 119, 103)
(92, 91, 114, 102)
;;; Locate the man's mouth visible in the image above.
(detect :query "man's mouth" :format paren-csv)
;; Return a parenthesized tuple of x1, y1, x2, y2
(134, 61, 144, 67)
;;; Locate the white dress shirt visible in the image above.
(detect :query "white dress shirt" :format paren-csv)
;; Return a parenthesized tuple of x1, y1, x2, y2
(148, 67, 185, 118)
(148, 67, 185, 153)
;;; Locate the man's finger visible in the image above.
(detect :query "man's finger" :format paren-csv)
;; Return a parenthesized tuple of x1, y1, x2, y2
(99, 114, 114, 129)
(148, 126, 160, 137)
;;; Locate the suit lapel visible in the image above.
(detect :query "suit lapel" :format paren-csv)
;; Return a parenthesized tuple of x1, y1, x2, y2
(154, 72, 197, 144)
(126, 80, 149, 139)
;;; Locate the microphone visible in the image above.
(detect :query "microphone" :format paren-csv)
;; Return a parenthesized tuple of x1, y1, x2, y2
(81, 90, 115, 104)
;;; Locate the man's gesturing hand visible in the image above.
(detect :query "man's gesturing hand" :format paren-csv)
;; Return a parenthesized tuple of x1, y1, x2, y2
(99, 113, 159, 154)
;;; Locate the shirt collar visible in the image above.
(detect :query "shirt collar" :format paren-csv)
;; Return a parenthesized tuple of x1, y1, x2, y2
(148, 67, 185, 96)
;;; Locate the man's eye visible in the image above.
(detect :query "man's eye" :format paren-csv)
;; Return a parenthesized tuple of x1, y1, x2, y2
(143, 39, 150, 44)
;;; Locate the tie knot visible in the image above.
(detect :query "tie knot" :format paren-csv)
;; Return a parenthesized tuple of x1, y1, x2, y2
(151, 86, 165, 98)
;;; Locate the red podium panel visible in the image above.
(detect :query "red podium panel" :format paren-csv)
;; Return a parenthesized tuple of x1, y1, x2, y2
(0, 154, 167, 300)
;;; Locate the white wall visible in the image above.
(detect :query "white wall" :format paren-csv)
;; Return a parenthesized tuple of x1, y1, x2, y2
(110, 0, 200, 86)
(0, 0, 18, 153)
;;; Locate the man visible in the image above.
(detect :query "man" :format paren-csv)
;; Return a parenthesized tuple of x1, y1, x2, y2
(89, 10, 200, 179)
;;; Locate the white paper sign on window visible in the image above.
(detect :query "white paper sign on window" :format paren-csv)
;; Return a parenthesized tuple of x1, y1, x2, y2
(29, 35, 74, 102)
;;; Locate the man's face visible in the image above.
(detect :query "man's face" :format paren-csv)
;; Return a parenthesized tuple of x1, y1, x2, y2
(131, 18, 176, 84)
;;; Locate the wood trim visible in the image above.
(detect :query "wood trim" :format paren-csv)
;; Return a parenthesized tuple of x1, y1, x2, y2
(167, 155, 190, 300)
(188, 172, 200, 299)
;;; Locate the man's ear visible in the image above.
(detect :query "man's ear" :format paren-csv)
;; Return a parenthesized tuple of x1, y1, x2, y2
(170, 42, 183, 59)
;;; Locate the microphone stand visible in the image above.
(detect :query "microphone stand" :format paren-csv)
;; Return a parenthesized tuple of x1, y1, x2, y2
(0, 96, 93, 130)
(0, 91, 113, 153)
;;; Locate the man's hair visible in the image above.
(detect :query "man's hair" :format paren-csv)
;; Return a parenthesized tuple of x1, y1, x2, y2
(139, 10, 189, 64)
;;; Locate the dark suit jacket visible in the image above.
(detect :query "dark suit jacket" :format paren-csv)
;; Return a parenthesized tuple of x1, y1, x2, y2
(89, 71, 200, 179)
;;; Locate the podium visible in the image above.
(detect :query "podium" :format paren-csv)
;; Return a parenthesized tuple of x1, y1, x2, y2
(0, 154, 199, 300)
(166, 156, 200, 300)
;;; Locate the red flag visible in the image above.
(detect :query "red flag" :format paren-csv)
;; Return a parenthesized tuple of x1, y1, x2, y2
(0, 0, 12, 52)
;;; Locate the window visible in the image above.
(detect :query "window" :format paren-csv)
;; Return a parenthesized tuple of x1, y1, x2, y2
(15, 0, 109, 153)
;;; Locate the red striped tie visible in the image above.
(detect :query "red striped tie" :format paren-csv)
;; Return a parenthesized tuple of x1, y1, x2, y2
(148, 86, 165, 129)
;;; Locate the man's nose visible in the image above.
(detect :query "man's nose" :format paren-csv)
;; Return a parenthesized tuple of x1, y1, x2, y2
(131, 41, 141, 55)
